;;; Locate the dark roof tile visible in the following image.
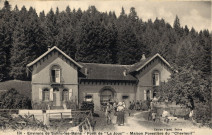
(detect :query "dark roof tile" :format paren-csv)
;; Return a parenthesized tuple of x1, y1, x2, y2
(79, 63, 137, 81)
(128, 57, 152, 72)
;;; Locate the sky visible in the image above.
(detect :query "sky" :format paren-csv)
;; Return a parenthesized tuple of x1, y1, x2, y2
(0, 0, 211, 32)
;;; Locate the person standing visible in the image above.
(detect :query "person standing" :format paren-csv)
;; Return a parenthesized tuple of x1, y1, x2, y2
(116, 102, 125, 126)
(113, 102, 117, 111)
(139, 100, 142, 111)
(152, 111, 157, 122)
(105, 102, 112, 124)
(128, 101, 132, 116)
(122, 101, 126, 108)
(132, 100, 135, 110)
(150, 100, 154, 110)
(136, 100, 140, 110)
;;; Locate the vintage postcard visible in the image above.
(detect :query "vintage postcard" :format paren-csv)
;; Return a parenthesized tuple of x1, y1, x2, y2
(0, 0, 211, 135)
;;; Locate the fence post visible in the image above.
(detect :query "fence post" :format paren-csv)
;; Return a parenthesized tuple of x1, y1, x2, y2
(86, 118, 92, 132)
(84, 121, 89, 132)
(43, 112, 49, 126)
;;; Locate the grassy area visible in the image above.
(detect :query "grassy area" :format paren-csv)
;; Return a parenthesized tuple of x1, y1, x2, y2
(49, 119, 73, 132)
(0, 80, 31, 99)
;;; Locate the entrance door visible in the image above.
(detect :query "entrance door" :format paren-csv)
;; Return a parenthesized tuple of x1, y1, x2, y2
(53, 88, 61, 106)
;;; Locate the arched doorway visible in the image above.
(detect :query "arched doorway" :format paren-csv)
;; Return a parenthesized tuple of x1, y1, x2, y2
(99, 86, 116, 105)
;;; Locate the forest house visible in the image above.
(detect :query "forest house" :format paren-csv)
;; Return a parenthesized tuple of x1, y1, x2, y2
(27, 46, 173, 110)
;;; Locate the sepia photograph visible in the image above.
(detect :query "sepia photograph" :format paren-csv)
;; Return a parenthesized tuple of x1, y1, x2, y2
(0, 0, 211, 135)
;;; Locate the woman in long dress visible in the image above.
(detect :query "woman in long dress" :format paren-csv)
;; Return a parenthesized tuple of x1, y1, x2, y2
(116, 102, 125, 126)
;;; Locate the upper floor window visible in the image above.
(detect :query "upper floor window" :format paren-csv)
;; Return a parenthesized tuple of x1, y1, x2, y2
(51, 65, 61, 83)
(43, 88, 50, 101)
(152, 70, 160, 86)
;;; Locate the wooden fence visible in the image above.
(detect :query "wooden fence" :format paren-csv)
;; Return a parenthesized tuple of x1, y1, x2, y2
(0, 109, 94, 132)
(74, 110, 93, 132)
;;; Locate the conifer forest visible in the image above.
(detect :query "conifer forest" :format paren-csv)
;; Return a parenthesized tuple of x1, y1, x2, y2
(0, 1, 211, 123)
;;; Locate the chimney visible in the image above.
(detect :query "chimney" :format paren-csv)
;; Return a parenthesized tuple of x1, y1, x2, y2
(141, 53, 146, 61)
(48, 45, 51, 51)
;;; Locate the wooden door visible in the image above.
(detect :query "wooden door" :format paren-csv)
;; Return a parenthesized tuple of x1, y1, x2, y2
(53, 91, 61, 106)
(56, 92, 61, 106)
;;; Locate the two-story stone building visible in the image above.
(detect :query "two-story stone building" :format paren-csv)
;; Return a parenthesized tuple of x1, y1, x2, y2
(27, 46, 172, 110)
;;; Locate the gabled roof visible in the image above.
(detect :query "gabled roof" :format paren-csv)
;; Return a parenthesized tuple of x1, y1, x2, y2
(79, 63, 137, 81)
(26, 45, 172, 81)
(128, 53, 172, 73)
(27, 46, 83, 68)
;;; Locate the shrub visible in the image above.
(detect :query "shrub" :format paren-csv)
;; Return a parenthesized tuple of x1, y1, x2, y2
(141, 101, 149, 111)
(32, 101, 53, 110)
(193, 102, 211, 125)
(65, 101, 78, 110)
(0, 88, 31, 109)
(80, 101, 94, 113)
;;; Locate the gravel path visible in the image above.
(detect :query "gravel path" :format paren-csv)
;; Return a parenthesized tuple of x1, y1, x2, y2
(112, 111, 211, 135)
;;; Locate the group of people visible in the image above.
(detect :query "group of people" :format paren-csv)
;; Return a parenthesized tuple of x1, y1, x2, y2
(105, 101, 126, 126)
(104, 99, 156, 126)
(129, 100, 151, 111)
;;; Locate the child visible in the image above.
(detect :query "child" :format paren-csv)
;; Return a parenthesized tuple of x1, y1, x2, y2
(148, 110, 152, 121)
(152, 111, 157, 122)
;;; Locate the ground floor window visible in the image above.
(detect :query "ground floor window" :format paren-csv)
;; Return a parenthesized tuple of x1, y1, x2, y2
(62, 89, 69, 101)
(122, 95, 129, 100)
(43, 88, 50, 101)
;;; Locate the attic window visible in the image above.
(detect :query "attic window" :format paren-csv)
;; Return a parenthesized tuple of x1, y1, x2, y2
(51, 65, 61, 83)
(152, 70, 160, 86)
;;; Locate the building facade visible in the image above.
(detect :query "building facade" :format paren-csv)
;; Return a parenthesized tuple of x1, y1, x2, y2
(27, 46, 172, 110)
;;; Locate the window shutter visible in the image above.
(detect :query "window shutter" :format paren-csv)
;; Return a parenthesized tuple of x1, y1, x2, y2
(69, 89, 73, 100)
(150, 90, 152, 99)
(83, 93, 86, 101)
(156, 74, 159, 86)
(144, 90, 146, 100)
(60, 90, 63, 102)
(55, 70, 60, 83)
(39, 88, 42, 101)
(50, 88, 53, 101)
